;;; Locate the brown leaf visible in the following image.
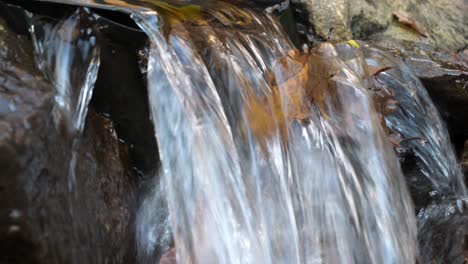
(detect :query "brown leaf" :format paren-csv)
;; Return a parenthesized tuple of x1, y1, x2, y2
(367, 65, 393, 77)
(160, 247, 177, 264)
(307, 43, 343, 119)
(393, 11, 428, 37)
(244, 49, 310, 142)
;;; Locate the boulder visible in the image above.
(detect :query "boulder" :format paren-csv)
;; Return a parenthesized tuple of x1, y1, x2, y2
(0, 13, 138, 264)
(292, 0, 467, 51)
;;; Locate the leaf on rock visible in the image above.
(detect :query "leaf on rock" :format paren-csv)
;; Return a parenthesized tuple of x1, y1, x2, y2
(368, 65, 393, 77)
(393, 11, 428, 37)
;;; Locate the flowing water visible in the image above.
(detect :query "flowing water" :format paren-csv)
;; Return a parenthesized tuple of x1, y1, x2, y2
(133, 3, 417, 263)
(28, 8, 100, 190)
(26, 7, 104, 263)
(28, 0, 468, 263)
(361, 44, 467, 198)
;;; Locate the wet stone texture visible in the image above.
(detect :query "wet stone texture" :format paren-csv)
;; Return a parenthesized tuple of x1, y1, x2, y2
(291, 0, 467, 51)
(0, 14, 137, 264)
(393, 46, 468, 159)
(417, 199, 468, 264)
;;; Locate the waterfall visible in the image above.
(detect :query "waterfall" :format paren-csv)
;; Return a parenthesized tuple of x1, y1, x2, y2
(28, 8, 100, 191)
(27, 0, 467, 263)
(132, 3, 419, 263)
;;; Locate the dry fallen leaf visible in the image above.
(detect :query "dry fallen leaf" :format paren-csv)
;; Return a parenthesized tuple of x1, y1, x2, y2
(393, 11, 428, 37)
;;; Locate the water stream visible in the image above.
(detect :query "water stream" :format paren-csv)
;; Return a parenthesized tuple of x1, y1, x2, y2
(133, 3, 418, 263)
(28, 7, 100, 190)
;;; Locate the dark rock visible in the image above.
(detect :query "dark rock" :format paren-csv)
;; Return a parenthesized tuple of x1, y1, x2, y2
(417, 199, 468, 264)
(0, 11, 137, 264)
(390, 46, 468, 154)
(90, 16, 159, 178)
(159, 247, 177, 264)
(462, 140, 468, 179)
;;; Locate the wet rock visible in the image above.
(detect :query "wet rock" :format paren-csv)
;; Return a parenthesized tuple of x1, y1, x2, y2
(292, 0, 467, 51)
(0, 12, 137, 264)
(417, 199, 468, 263)
(462, 140, 468, 178)
(90, 16, 159, 178)
(390, 46, 468, 154)
(159, 247, 177, 264)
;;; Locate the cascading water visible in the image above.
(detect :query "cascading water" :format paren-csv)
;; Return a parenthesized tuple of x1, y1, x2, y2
(132, 2, 419, 263)
(28, 7, 100, 190)
(361, 44, 467, 199)
(25, 0, 468, 263)
(25, 7, 104, 263)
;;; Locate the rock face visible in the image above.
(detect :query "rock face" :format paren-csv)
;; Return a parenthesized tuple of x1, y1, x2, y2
(292, 0, 467, 51)
(390, 46, 468, 154)
(0, 13, 137, 264)
(463, 140, 468, 178)
(417, 199, 468, 264)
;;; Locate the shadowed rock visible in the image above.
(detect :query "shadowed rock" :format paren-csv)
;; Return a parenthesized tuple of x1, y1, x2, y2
(0, 12, 137, 264)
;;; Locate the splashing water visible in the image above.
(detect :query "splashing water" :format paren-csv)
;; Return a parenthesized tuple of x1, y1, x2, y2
(28, 8, 100, 189)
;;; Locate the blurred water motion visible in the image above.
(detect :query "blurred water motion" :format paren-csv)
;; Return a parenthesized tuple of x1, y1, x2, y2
(28, 0, 467, 263)
(134, 2, 418, 263)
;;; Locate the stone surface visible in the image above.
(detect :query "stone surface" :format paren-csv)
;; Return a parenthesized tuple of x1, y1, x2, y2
(462, 140, 468, 177)
(159, 247, 177, 264)
(292, 0, 467, 51)
(389, 45, 468, 153)
(417, 199, 468, 264)
(0, 13, 137, 264)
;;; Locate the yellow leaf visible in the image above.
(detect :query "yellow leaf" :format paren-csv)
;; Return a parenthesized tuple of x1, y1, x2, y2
(347, 39, 360, 49)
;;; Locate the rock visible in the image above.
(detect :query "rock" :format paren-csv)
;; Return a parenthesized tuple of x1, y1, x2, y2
(292, 0, 467, 51)
(292, 0, 351, 41)
(389, 45, 468, 154)
(0, 12, 137, 264)
(417, 199, 468, 263)
(90, 14, 159, 178)
(159, 247, 177, 264)
(462, 140, 468, 178)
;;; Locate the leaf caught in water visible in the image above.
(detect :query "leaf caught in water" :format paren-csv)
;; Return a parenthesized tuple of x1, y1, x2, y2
(307, 43, 343, 119)
(244, 49, 310, 141)
(393, 11, 428, 37)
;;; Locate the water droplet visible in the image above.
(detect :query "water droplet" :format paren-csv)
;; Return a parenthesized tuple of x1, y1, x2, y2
(385, 99, 399, 112)
(8, 225, 20, 233)
(9, 209, 22, 219)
